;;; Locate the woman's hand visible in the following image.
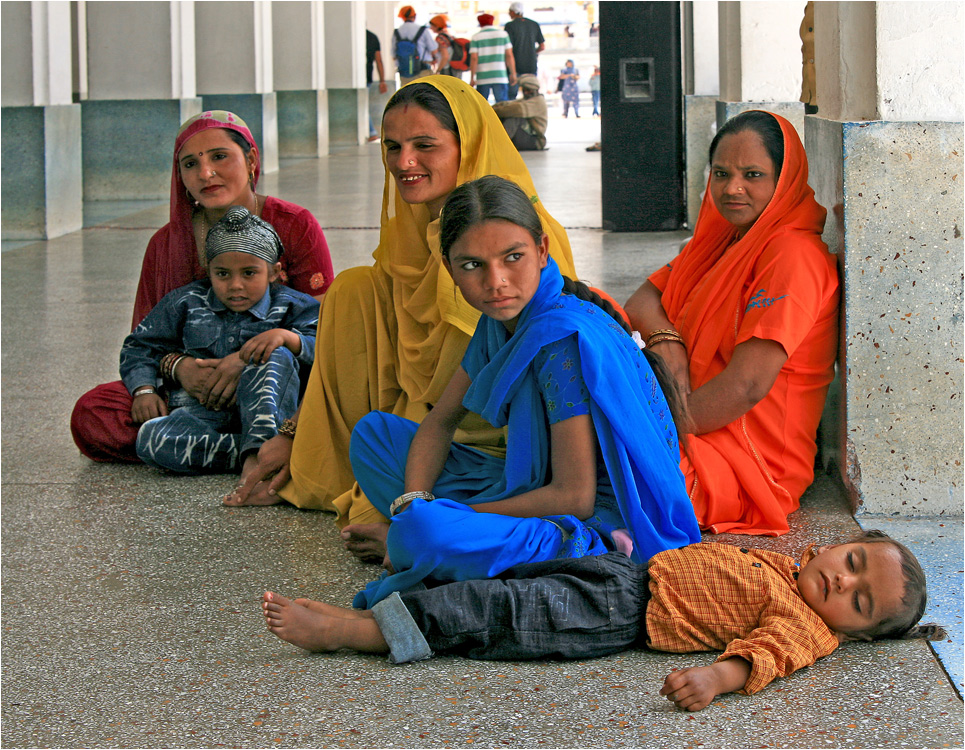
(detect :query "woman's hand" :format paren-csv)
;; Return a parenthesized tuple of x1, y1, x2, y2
(223, 434, 294, 506)
(649, 339, 692, 396)
(174, 357, 212, 401)
(239, 329, 298, 364)
(194, 352, 246, 410)
(131, 392, 168, 424)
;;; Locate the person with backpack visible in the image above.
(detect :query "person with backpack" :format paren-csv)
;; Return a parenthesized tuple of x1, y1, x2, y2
(392, 6, 438, 86)
(429, 15, 470, 80)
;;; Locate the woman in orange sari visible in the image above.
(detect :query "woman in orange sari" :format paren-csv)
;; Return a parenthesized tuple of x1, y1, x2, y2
(625, 111, 839, 535)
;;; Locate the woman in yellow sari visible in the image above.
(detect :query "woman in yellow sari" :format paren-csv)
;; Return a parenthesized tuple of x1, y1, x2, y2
(227, 76, 576, 556)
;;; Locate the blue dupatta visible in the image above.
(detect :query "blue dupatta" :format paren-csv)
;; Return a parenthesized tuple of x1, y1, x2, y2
(460, 257, 700, 563)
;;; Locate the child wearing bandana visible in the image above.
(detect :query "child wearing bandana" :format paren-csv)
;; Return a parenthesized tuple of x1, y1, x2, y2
(119, 206, 320, 480)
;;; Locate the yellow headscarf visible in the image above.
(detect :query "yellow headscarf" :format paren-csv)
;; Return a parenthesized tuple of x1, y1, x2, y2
(373, 74, 576, 404)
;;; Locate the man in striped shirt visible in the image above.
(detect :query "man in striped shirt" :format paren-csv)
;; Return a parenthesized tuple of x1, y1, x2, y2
(469, 13, 517, 103)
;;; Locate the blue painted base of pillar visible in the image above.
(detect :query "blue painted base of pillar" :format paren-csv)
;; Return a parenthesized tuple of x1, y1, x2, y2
(327, 89, 367, 148)
(277, 90, 328, 158)
(201, 93, 278, 173)
(1, 104, 83, 240)
(81, 98, 202, 201)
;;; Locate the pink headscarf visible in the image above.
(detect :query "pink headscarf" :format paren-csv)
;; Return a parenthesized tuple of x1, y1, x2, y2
(132, 110, 260, 327)
(170, 110, 260, 248)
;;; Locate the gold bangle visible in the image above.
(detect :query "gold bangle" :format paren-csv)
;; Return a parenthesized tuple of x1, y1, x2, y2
(277, 419, 297, 439)
(647, 328, 682, 342)
(647, 336, 686, 349)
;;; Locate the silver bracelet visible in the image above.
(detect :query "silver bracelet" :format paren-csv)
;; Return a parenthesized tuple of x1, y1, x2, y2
(132, 386, 156, 398)
(389, 491, 435, 517)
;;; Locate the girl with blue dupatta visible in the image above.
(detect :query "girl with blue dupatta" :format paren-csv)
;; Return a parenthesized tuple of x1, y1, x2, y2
(351, 176, 700, 608)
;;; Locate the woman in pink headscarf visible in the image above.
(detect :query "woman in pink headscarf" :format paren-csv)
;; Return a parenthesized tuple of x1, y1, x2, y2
(71, 110, 334, 463)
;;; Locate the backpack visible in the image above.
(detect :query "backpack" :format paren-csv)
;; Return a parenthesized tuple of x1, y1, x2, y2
(442, 33, 471, 71)
(394, 26, 428, 77)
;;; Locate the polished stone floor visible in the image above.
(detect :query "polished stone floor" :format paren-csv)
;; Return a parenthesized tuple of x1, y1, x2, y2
(2, 115, 962, 748)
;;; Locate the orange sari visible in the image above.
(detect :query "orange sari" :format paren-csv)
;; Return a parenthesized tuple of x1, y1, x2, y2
(648, 113, 839, 535)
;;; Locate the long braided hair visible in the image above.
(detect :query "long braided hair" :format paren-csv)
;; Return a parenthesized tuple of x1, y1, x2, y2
(440, 175, 692, 439)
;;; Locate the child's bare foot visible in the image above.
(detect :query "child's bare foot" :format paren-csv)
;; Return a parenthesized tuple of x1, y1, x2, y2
(340, 523, 389, 562)
(223, 479, 280, 506)
(263, 592, 388, 654)
(262, 591, 344, 651)
(293, 598, 373, 620)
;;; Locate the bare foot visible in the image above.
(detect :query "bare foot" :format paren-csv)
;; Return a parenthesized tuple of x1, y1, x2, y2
(262, 591, 344, 651)
(223, 479, 280, 506)
(263, 592, 388, 654)
(340, 523, 389, 562)
(294, 598, 374, 619)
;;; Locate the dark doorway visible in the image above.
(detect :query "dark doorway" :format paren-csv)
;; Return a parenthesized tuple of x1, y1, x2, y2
(600, 2, 684, 231)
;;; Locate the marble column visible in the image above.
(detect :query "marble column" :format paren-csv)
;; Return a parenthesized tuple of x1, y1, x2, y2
(682, 0, 719, 228)
(195, 1, 277, 173)
(81, 1, 201, 201)
(273, 1, 327, 158)
(324, 1, 367, 148)
(1, 1, 82, 239)
(807, 1, 964, 517)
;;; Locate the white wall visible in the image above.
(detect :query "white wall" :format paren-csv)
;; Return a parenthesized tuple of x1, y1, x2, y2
(692, 0, 720, 97)
(876, 1, 964, 121)
(2, 2, 36, 106)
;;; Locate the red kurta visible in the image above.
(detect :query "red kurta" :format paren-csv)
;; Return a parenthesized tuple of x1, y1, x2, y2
(71, 110, 333, 462)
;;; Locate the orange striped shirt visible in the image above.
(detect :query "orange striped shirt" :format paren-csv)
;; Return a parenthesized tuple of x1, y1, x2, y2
(646, 542, 840, 694)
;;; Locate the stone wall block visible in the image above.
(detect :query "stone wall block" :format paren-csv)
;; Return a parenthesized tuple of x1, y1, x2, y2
(838, 120, 964, 516)
(81, 98, 202, 201)
(277, 89, 329, 159)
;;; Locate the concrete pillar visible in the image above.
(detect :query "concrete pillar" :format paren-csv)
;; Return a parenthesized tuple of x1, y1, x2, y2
(682, 0, 720, 228)
(273, 1, 327, 158)
(716, 1, 805, 135)
(366, 1, 398, 137)
(324, 1, 367, 148)
(196, 1, 278, 172)
(806, 1, 964, 518)
(1, 1, 82, 240)
(82, 1, 201, 200)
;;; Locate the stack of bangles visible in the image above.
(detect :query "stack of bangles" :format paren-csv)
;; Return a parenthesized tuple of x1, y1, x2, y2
(160, 351, 189, 382)
(277, 418, 297, 439)
(646, 328, 686, 349)
(389, 490, 435, 516)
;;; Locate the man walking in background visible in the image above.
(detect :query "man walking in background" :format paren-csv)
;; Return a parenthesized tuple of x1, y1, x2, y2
(504, 2, 544, 100)
(470, 12, 516, 103)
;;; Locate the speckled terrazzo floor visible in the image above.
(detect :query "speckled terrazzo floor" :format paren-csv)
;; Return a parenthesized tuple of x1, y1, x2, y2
(3, 123, 962, 748)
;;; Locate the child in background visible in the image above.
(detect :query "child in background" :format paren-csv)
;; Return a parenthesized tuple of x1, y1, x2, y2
(262, 530, 945, 712)
(120, 206, 319, 483)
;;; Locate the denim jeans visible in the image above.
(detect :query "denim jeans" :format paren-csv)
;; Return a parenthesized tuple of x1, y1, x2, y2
(136, 347, 300, 474)
(476, 83, 509, 103)
(371, 552, 651, 663)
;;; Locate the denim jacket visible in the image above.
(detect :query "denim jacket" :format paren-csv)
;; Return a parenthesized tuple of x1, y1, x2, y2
(120, 280, 319, 394)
